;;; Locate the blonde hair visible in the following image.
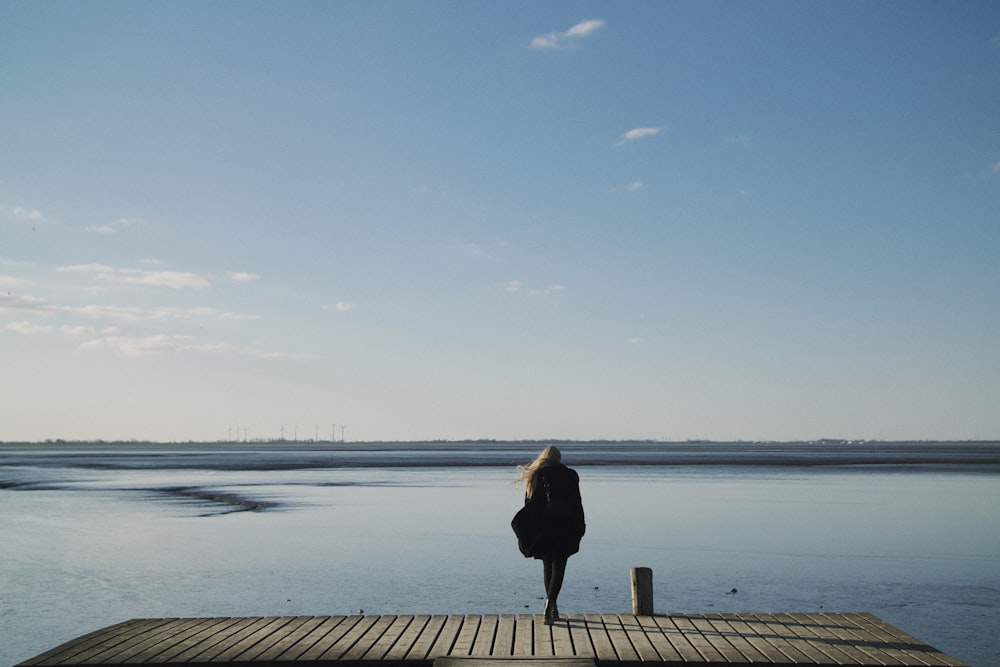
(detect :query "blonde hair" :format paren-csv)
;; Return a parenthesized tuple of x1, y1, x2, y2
(515, 445, 562, 498)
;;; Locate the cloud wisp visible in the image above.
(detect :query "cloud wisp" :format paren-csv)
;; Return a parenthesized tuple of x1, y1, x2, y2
(76, 334, 315, 359)
(615, 127, 663, 147)
(504, 280, 567, 296)
(57, 264, 210, 290)
(85, 217, 145, 234)
(1, 204, 46, 224)
(531, 19, 605, 50)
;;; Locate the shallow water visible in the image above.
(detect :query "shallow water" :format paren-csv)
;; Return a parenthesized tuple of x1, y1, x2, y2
(1, 444, 998, 666)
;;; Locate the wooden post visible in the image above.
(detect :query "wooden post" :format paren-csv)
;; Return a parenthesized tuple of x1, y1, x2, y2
(630, 566, 653, 615)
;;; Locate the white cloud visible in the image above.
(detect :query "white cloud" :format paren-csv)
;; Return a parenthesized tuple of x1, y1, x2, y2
(57, 264, 210, 290)
(228, 271, 260, 282)
(0, 293, 48, 314)
(1, 204, 45, 223)
(0, 274, 29, 289)
(57, 263, 115, 275)
(506, 281, 567, 296)
(60, 325, 96, 337)
(79, 334, 208, 356)
(528, 284, 568, 296)
(6, 321, 53, 336)
(60, 304, 257, 322)
(626, 181, 644, 193)
(84, 224, 115, 234)
(86, 217, 144, 234)
(335, 302, 355, 312)
(531, 19, 605, 50)
(120, 270, 210, 290)
(615, 127, 663, 147)
(992, 161, 1000, 174)
(4, 290, 256, 323)
(77, 334, 314, 359)
(991, 36, 1000, 49)
(565, 19, 605, 39)
(628, 337, 643, 345)
(728, 134, 753, 146)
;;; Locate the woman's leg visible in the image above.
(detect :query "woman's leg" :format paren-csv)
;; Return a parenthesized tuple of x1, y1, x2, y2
(543, 556, 567, 623)
(547, 556, 567, 603)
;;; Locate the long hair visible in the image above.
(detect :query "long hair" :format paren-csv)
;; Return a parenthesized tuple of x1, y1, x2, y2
(515, 445, 562, 498)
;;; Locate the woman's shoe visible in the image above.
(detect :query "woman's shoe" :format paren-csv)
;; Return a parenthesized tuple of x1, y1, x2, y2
(543, 599, 558, 625)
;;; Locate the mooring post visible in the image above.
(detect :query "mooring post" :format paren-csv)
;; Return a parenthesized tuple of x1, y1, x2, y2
(630, 566, 654, 615)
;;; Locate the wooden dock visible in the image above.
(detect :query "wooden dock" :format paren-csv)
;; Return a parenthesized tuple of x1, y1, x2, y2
(16, 612, 967, 667)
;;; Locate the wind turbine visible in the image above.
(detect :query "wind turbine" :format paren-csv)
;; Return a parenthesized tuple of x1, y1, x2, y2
(339, 425, 346, 442)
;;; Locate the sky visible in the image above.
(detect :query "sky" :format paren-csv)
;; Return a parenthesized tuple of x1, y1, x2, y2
(2, 1, 999, 443)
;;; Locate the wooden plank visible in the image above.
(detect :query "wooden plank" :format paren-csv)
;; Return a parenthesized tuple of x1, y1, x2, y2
(689, 615, 749, 665)
(341, 614, 400, 662)
(549, 614, 575, 658)
(492, 615, 516, 657)
(162, 617, 254, 663)
(603, 614, 640, 662)
(448, 615, 481, 658)
(839, 613, 945, 667)
(614, 614, 660, 663)
(511, 614, 534, 657)
(470, 615, 499, 657)
(216, 616, 300, 662)
(581, 614, 616, 663)
(249, 616, 326, 663)
(57, 619, 174, 664)
(532, 615, 554, 657)
(384, 615, 431, 662)
(792, 613, 886, 667)
(425, 615, 465, 660)
(316, 615, 378, 661)
(187, 617, 285, 663)
(650, 615, 703, 663)
(855, 613, 962, 667)
(742, 614, 817, 665)
(631, 614, 681, 663)
(363, 615, 416, 661)
(705, 614, 785, 665)
(65, 619, 179, 665)
(703, 614, 770, 664)
(113, 618, 217, 664)
(282, 616, 354, 662)
(234, 616, 316, 662)
(565, 615, 595, 659)
(339, 615, 398, 662)
(772, 612, 866, 666)
(434, 658, 595, 667)
(18, 620, 143, 667)
(65, 620, 177, 665)
(672, 614, 728, 664)
(404, 615, 448, 661)
(142, 618, 245, 664)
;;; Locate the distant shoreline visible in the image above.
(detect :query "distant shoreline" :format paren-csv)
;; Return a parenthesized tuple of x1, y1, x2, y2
(2, 437, 997, 446)
(2, 439, 999, 472)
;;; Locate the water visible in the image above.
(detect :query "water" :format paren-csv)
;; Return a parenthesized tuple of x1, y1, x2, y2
(1, 442, 998, 667)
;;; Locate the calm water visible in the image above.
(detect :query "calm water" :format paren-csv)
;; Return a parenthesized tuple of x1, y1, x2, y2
(1, 442, 998, 666)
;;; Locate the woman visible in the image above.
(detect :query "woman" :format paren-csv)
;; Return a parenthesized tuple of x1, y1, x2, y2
(513, 445, 586, 624)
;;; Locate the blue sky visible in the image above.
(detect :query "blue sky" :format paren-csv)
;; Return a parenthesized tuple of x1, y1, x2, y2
(2, 1, 998, 442)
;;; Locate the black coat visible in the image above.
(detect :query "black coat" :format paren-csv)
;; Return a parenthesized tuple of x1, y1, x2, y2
(511, 462, 586, 559)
